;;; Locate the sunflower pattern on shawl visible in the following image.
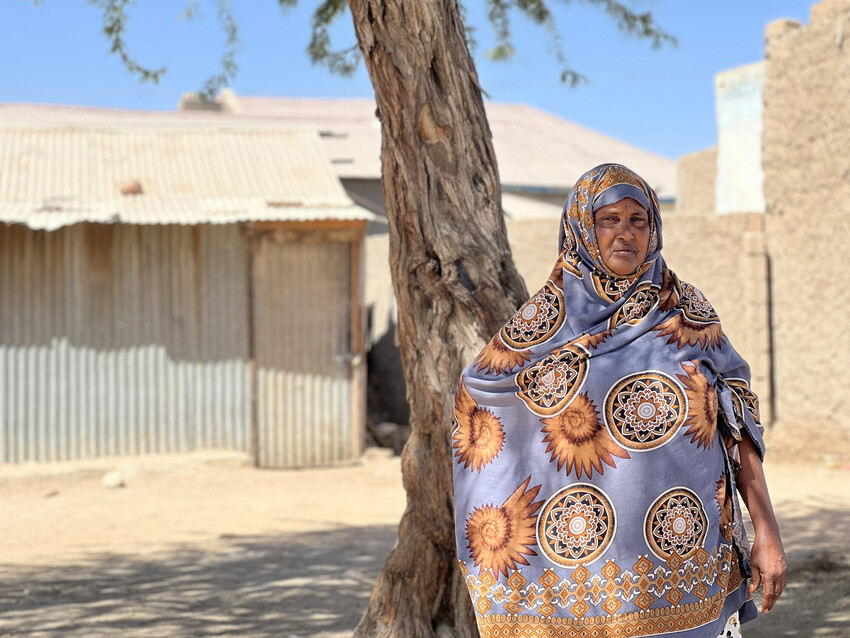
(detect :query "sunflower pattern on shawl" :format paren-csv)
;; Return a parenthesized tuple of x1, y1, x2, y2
(453, 164, 765, 638)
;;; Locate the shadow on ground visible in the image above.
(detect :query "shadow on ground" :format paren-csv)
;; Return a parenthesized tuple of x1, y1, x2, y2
(1, 504, 848, 637)
(744, 500, 850, 637)
(0, 525, 398, 638)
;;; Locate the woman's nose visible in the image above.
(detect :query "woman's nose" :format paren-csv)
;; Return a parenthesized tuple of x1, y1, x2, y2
(615, 220, 635, 238)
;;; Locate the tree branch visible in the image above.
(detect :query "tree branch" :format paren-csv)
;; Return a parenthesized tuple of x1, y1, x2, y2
(198, 0, 240, 101)
(89, 0, 166, 84)
(582, 0, 676, 49)
(305, 0, 361, 76)
(488, 0, 676, 86)
(87, 0, 241, 101)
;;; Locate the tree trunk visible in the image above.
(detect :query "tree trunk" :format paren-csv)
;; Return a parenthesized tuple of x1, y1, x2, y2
(347, 1, 529, 636)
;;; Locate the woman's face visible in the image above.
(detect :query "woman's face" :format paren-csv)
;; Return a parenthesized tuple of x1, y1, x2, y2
(593, 197, 651, 275)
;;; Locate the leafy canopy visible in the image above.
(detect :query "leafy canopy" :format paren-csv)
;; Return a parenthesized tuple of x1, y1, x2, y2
(69, 0, 674, 99)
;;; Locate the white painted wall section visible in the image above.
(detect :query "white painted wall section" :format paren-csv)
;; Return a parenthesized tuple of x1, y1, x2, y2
(715, 62, 766, 214)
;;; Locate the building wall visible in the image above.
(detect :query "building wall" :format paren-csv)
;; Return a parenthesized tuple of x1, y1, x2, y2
(362, 232, 410, 425)
(504, 216, 562, 293)
(0, 223, 252, 463)
(0, 221, 368, 467)
(677, 148, 717, 213)
(662, 213, 772, 424)
(715, 63, 766, 214)
(762, 0, 850, 437)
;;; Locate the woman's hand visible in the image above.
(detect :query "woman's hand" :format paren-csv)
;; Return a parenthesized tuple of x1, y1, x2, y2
(748, 526, 787, 613)
(735, 433, 788, 613)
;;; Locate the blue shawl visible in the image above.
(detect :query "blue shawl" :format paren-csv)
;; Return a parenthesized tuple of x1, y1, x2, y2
(453, 164, 765, 637)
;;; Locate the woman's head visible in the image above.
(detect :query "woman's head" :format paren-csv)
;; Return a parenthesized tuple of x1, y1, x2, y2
(559, 164, 661, 278)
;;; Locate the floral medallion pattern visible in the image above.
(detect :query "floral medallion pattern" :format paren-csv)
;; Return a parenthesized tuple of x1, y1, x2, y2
(644, 487, 708, 560)
(537, 483, 616, 567)
(516, 345, 588, 416)
(501, 281, 566, 349)
(604, 372, 687, 451)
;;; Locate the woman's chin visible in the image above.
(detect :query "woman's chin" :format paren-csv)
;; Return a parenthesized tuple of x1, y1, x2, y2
(606, 258, 640, 276)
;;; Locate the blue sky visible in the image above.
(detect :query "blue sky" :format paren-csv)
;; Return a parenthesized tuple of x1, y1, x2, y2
(1, 1, 814, 160)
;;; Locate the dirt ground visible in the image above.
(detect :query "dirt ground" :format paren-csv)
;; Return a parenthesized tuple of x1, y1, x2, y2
(0, 442, 849, 638)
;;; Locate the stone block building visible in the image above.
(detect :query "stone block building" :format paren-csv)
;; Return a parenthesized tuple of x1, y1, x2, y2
(677, 0, 850, 448)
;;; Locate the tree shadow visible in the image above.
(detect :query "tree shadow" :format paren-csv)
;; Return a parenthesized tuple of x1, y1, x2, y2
(744, 500, 850, 637)
(0, 524, 398, 637)
(1, 504, 848, 637)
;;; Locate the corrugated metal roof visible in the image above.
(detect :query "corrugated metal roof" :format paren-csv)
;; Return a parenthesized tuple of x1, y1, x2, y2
(236, 98, 383, 180)
(0, 110, 376, 228)
(0, 200, 373, 231)
(234, 97, 677, 199)
(487, 104, 677, 199)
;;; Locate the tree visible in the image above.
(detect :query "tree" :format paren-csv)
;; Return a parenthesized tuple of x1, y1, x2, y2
(327, 8, 670, 635)
(75, 1, 673, 635)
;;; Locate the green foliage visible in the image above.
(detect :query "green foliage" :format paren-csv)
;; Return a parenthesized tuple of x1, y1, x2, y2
(178, 0, 201, 21)
(71, 0, 674, 97)
(88, 0, 166, 84)
(197, 0, 240, 101)
(83, 0, 237, 101)
(294, 0, 675, 87)
(483, 0, 676, 86)
(305, 0, 359, 76)
(583, 0, 676, 49)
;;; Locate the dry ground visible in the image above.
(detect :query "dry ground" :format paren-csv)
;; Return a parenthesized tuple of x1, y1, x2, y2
(0, 442, 848, 637)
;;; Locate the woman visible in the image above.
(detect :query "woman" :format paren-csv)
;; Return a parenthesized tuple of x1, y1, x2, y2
(452, 164, 786, 637)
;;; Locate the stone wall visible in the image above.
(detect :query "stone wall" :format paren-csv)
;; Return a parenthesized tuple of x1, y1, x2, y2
(504, 217, 562, 293)
(662, 213, 772, 424)
(362, 0, 850, 450)
(762, 0, 850, 437)
(677, 148, 717, 213)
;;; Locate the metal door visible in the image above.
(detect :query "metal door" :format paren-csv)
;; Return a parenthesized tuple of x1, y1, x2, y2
(251, 231, 362, 467)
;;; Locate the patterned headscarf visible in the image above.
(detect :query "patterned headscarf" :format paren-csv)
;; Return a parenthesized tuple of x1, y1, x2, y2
(560, 163, 660, 280)
(453, 164, 765, 637)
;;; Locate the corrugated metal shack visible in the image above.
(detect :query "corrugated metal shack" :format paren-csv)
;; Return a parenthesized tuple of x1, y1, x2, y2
(0, 107, 373, 468)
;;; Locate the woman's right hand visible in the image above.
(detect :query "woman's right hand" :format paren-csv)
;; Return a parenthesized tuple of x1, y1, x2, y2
(748, 526, 787, 613)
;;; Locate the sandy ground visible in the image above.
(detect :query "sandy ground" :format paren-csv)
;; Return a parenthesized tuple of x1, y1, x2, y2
(0, 446, 848, 637)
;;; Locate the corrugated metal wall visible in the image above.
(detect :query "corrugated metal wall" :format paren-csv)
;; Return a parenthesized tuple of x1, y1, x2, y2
(252, 235, 356, 467)
(0, 223, 251, 462)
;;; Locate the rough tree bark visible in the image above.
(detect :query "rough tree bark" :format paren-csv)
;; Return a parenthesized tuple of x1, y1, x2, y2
(347, 1, 530, 636)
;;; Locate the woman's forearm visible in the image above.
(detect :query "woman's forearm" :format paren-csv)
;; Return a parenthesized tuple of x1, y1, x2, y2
(734, 432, 787, 612)
(736, 434, 779, 533)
